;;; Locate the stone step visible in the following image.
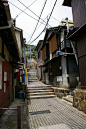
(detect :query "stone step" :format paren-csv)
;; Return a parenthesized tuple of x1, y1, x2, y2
(28, 78, 38, 80)
(63, 95, 73, 103)
(27, 87, 52, 90)
(27, 94, 56, 99)
(27, 89, 54, 93)
(28, 80, 38, 82)
(27, 92, 55, 96)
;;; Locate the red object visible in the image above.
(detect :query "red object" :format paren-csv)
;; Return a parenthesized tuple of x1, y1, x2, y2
(50, 72, 53, 75)
(16, 72, 20, 81)
(6, 81, 10, 86)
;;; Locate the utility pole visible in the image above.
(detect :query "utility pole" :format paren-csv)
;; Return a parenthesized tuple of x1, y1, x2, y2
(30, 45, 31, 66)
(24, 44, 26, 68)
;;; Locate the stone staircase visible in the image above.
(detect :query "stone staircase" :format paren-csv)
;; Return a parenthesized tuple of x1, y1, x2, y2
(27, 85, 56, 99)
(28, 72, 38, 82)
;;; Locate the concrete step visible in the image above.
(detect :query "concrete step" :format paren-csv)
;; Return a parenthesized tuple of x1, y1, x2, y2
(28, 78, 38, 79)
(63, 95, 73, 103)
(27, 92, 55, 96)
(27, 86, 52, 90)
(27, 89, 54, 93)
(27, 94, 56, 99)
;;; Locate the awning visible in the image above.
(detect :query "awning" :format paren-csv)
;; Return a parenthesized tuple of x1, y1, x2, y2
(42, 56, 59, 67)
(10, 61, 24, 68)
(67, 24, 86, 41)
(62, 0, 71, 7)
(0, 2, 21, 62)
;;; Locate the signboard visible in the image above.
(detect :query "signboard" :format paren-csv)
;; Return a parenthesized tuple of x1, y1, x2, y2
(4, 71, 7, 82)
(0, 61, 2, 89)
(57, 76, 62, 82)
(4, 83, 6, 93)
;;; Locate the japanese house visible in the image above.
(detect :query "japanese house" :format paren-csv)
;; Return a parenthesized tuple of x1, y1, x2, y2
(0, 0, 24, 115)
(35, 40, 43, 81)
(63, 0, 86, 112)
(41, 20, 79, 89)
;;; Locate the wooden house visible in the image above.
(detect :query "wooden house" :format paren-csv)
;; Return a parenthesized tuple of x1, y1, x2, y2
(35, 40, 43, 81)
(0, 0, 24, 115)
(63, 0, 86, 112)
(41, 23, 79, 88)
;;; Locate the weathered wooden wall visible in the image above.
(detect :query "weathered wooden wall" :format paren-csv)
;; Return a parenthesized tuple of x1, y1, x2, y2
(77, 30, 86, 86)
(42, 45, 47, 61)
(71, 0, 86, 27)
(49, 34, 58, 54)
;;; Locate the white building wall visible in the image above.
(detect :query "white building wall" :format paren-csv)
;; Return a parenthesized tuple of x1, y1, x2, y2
(15, 31, 22, 57)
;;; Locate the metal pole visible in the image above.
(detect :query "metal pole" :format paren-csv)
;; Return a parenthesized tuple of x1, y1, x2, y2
(24, 45, 26, 68)
(30, 45, 31, 66)
(17, 106, 21, 129)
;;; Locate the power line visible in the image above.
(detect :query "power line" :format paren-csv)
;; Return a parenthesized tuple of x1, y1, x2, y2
(8, 1, 46, 26)
(18, 0, 51, 28)
(26, 16, 48, 40)
(28, 0, 48, 44)
(15, 0, 38, 19)
(27, 0, 58, 45)
(51, 16, 60, 23)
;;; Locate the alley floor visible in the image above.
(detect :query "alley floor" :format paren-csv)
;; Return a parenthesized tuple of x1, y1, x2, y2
(27, 67, 86, 129)
(28, 96, 86, 129)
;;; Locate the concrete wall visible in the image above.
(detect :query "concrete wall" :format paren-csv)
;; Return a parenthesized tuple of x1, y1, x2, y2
(15, 30, 22, 57)
(61, 56, 69, 87)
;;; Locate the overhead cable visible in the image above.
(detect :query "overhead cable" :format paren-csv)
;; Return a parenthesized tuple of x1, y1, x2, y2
(27, 0, 48, 44)
(26, 16, 48, 40)
(8, 1, 46, 26)
(27, 0, 58, 45)
(18, 0, 51, 27)
(15, 0, 38, 19)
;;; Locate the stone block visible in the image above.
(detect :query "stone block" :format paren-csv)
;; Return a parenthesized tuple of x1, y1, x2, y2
(79, 92, 85, 100)
(74, 97, 78, 102)
(57, 93, 63, 99)
(63, 92, 67, 97)
(76, 91, 80, 98)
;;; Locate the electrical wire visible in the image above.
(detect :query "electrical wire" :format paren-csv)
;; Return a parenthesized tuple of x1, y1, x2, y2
(18, 0, 51, 28)
(8, 1, 46, 26)
(15, 0, 38, 19)
(28, 0, 48, 44)
(26, 0, 58, 45)
(51, 16, 61, 23)
(26, 16, 48, 40)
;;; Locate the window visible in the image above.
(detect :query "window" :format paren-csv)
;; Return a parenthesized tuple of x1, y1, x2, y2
(38, 50, 41, 59)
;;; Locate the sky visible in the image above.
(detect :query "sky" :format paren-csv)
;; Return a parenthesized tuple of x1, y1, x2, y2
(8, 0, 73, 46)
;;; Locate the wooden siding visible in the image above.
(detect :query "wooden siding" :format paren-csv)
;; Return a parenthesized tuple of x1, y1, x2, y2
(49, 34, 58, 54)
(42, 45, 47, 61)
(77, 30, 86, 86)
(71, 0, 86, 27)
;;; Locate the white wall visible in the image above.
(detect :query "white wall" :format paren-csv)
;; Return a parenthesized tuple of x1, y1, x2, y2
(15, 31, 22, 57)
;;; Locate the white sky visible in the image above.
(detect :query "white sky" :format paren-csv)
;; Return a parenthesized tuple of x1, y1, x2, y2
(8, 0, 73, 45)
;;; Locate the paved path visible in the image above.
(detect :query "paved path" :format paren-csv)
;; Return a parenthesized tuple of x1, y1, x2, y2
(28, 97, 86, 129)
(27, 68, 86, 129)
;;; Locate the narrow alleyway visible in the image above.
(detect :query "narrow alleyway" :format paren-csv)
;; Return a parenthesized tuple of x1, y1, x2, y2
(27, 67, 86, 129)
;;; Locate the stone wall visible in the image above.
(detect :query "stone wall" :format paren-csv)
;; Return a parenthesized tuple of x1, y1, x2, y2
(73, 88, 86, 113)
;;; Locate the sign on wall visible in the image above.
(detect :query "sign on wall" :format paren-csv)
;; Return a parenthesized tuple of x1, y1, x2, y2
(0, 61, 2, 89)
(4, 83, 6, 93)
(4, 71, 7, 82)
(57, 76, 62, 82)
